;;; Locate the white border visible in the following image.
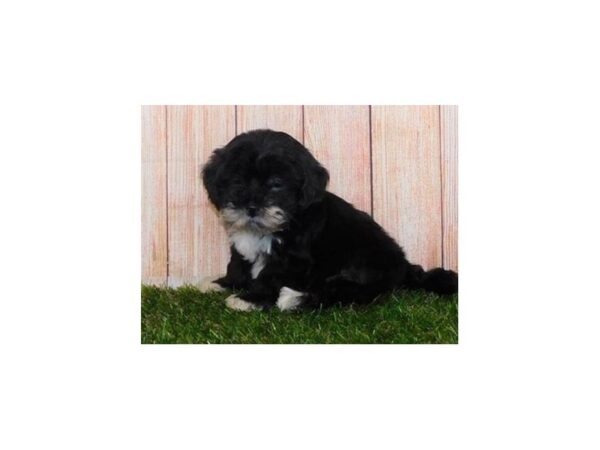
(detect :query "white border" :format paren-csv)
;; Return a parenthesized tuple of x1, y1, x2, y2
(2, 1, 599, 449)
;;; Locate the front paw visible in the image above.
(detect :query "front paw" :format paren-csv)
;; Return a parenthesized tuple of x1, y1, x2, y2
(198, 276, 226, 293)
(225, 294, 259, 311)
(276, 287, 305, 311)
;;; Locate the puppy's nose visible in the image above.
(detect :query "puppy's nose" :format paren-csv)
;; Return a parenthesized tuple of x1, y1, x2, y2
(247, 205, 258, 217)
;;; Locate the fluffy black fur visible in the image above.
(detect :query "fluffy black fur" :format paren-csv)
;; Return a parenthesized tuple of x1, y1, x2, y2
(202, 129, 458, 310)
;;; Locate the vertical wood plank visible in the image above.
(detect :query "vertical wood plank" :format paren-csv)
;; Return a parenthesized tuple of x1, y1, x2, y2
(141, 105, 168, 285)
(441, 105, 458, 271)
(371, 106, 442, 270)
(237, 105, 303, 143)
(167, 106, 235, 287)
(303, 106, 371, 213)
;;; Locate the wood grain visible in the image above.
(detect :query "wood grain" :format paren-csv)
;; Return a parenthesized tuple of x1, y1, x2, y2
(371, 106, 443, 270)
(440, 105, 458, 271)
(166, 106, 235, 287)
(303, 106, 371, 213)
(141, 105, 168, 285)
(142, 105, 458, 284)
(237, 105, 303, 142)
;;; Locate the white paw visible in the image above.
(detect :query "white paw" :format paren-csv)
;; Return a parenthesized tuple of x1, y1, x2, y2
(198, 276, 226, 293)
(225, 295, 258, 311)
(276, 287, 305, 311)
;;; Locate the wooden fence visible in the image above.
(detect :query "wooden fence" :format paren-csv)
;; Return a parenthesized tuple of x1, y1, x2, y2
(142, 105, 458, 287)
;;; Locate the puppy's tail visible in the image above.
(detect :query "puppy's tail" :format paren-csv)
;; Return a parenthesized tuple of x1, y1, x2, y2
(403, 264, 458, 295)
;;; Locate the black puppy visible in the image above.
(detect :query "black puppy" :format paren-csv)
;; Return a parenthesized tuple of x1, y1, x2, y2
(200, 129, 457, 311)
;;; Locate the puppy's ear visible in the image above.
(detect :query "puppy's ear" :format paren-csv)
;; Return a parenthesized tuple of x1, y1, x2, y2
(202, 148, 225, 207)
(299, 157, 329, 208)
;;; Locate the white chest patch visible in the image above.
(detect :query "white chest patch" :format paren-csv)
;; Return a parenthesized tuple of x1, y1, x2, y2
(228, 229, 275, 279)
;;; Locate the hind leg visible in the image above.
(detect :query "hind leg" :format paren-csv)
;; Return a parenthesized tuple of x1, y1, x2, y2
(276, 278, 391, 311)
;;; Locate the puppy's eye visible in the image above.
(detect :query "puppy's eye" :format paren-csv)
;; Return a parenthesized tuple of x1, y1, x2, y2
(267, 177, 283, 190)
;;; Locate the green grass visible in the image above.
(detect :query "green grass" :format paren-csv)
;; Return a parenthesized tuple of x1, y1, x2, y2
(141, 285, 458, 344)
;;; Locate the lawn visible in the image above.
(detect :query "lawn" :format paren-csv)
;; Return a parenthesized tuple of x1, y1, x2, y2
(141, 285, 458, 344)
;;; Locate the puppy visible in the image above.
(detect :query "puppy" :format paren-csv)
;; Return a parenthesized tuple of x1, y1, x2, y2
(201, 129, 458, 311)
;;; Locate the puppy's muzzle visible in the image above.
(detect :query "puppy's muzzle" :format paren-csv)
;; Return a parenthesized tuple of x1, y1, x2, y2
(220, 205, 287, 233)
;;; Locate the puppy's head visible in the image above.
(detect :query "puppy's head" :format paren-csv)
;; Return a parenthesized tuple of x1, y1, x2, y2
(202, 129, 329, 233)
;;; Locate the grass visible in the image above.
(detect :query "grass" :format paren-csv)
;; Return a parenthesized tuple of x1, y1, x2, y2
(141, 285, 458, 344)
